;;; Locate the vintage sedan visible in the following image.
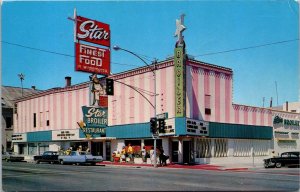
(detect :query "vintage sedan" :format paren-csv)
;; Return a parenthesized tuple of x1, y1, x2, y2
(2, 152, 25, 162)
(264, 151, 300, 168)
(58, 151, 103, 165)
(34, 151, 59, 164)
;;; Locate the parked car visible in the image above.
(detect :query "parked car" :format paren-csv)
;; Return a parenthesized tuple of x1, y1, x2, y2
(263, 151, 300, 168)
(2, 152, 25, 162)
(34, 151, 59, 164)
(58, 151, 103, 165)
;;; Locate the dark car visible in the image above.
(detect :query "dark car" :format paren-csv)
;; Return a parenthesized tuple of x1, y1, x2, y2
(34, 151, 59, 164)
(263, 151, 300, 168)
(2, 152, 25, 162)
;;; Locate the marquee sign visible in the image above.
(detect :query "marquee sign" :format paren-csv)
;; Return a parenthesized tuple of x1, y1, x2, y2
(76, 15, 110, 47)
(12, 134, 27, 142)
(273, 116, 300, 127)
(75, 43, 110, 75)
(174, 47, 185, 117)
(52, 130, 79, 141)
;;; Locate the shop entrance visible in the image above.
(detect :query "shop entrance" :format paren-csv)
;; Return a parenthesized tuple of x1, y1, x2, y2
(18, 144, 25, 155)
(91, 142, 103, 156)
(183, 141, 191, 164)
(171, 141, 179, 163)
(105, 141, 111, 161)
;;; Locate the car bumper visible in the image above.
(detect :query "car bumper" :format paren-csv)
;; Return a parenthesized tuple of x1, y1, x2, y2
(264, 161, 275, 168)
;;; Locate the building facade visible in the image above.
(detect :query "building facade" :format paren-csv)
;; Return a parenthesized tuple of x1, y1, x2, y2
(2, 86, 39, 152)
(12, 52, 299, 164)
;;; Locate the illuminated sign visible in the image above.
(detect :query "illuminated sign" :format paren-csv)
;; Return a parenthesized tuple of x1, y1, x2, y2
(75, 43, 110, 75)
(273, 116, 300, 127)
(82, 106, 107, 128)
(52, 130, 79, 141)
(76, 16, 110, 47)
(186, 119, 209, 136)
(174, 47, 185, 117)
(12, 134, 27, 142)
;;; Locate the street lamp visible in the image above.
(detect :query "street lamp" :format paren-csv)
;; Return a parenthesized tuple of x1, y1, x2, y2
(18, 73, 25, 96)
(113, 45, 158, 168)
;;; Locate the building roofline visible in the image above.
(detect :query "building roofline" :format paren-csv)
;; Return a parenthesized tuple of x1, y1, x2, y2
(13, 81, 90, 103)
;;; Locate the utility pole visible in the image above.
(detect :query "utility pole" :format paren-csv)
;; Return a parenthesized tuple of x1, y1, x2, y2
(113, 45, 158, 168)
(18, 73, 25, 96)
(275, 81, 278, 106)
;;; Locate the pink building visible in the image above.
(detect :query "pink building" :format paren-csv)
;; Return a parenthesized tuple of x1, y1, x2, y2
(12, 53, 299, 165)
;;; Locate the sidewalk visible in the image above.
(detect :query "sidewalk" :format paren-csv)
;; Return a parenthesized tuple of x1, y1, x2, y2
(97, 161, 262, 171)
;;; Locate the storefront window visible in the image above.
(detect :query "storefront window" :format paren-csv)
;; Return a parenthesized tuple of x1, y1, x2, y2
(196, 138, 211, 158)
(39, 144, 49, 155)
(125, 140, 142, 158)
(214, 138, 227, 157)
(233, 139, 251, 157)
(28, 143, 37, 155)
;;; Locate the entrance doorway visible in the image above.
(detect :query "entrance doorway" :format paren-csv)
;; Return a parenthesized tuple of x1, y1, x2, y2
(183, 141, 191, 164)
(19, 144, 25, 155)
(91, 142, 103, 156)
(105, 141, 111, 161)
(171, 141, 178, 163)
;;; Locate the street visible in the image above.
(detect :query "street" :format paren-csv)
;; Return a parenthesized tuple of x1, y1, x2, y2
(2, 162, 300, 191)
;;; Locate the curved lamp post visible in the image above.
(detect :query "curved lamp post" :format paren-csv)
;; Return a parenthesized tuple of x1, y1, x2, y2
(113, 45, 158, 168)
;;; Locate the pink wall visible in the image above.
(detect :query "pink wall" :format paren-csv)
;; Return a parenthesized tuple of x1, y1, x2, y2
(186, 62, 272, 127)
(15, 59, 274, 134)
(15, 86, 89, 134)
(108, 62, 175, 126)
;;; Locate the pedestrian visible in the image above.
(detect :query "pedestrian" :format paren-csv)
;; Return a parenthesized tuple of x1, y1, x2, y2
(158, 146, 164, 166)
(141, 146, 147, 163)
(149, 146, 155, 165)
(65, 147, 71, 155)
(127, 143, 134, 163)
(121, 146, 126, 162)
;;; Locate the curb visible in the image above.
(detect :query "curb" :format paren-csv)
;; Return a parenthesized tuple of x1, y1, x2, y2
(220, 168, 249, 171)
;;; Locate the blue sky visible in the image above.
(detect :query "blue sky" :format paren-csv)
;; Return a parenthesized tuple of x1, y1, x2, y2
(2, 0, 299, 107)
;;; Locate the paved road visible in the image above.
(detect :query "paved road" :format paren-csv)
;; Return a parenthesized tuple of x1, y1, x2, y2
(2, 162, 300, 191)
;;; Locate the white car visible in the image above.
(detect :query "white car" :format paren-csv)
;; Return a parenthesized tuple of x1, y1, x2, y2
(58, 151, 103, 165)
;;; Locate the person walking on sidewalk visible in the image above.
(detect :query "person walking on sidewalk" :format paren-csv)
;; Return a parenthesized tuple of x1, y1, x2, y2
(121, 146, 126, 162)
(150, 146, 155, 165)
(141, 146, 147, 164)
(127, 143, 134, 163)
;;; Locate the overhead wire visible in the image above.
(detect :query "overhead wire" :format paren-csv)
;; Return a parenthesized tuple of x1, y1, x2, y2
(194, 39, 299, 57)
(1, 40, 141, 67)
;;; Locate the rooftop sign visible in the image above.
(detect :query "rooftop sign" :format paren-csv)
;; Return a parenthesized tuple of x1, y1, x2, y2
(76, 15, 110, 47)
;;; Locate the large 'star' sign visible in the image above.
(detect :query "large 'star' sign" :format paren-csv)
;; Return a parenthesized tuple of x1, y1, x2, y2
(75, 15, 111, 75)
(76, 16, 110, 47)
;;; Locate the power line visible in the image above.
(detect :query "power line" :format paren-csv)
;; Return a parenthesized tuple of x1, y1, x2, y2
(2, 38, 298, 63)
(2, 40, 74, 57)
(194, 39, 299, 57)
(1, 40, 140, 67)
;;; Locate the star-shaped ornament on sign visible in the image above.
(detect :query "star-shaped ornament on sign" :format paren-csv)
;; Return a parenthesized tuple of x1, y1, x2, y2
(174, 19, 186, 39)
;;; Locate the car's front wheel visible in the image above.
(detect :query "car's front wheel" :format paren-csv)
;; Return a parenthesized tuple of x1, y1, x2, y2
(36, 160, 40, 164)
(264, 163, 269, 168)
(275, 162, 282, 168)
(60, 160, 64, 165)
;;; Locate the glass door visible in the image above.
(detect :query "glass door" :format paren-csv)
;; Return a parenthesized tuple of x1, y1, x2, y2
(172, 141, 179, 163)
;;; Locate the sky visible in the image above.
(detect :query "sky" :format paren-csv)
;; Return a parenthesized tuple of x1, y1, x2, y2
(2, 0, 299, 108)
